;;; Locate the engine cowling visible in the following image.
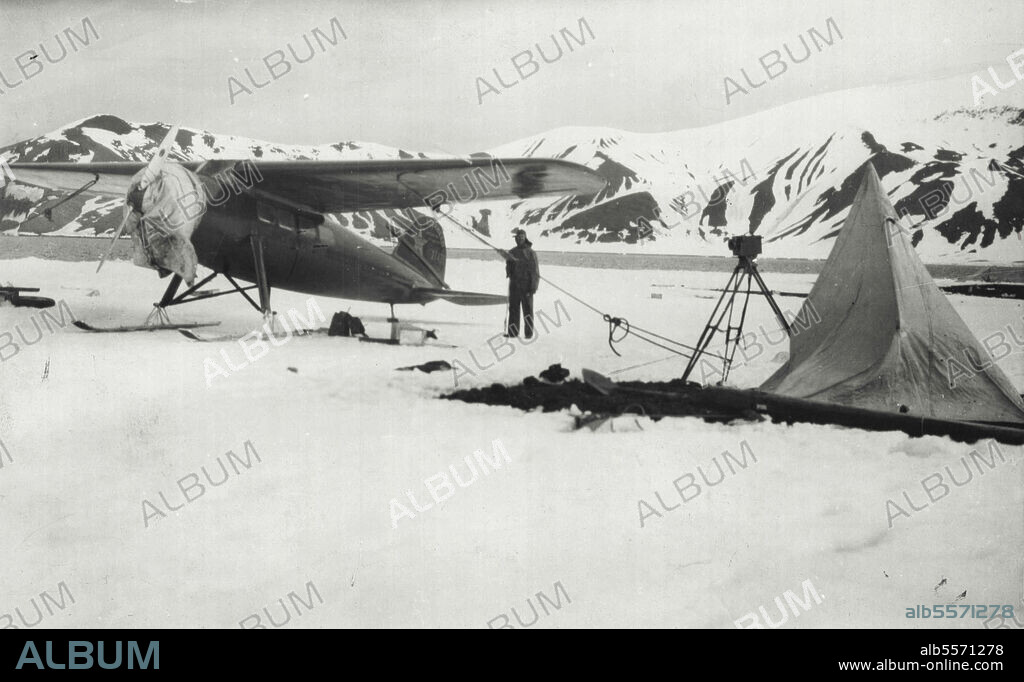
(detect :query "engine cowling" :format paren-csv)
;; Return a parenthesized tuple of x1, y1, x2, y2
(125, 161, 208, 285)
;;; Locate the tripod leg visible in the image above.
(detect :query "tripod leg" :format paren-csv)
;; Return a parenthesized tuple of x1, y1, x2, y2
(718, 270, 756, 382)
(749, 263, 791, 336)
(681, 265, 743, 382)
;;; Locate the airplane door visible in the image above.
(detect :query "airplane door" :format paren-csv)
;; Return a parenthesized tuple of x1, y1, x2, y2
(293, 211, 329, 267)
(286, 210, 335, 294)
(255, 200, 300, 284)
(295, 212, 327, 255)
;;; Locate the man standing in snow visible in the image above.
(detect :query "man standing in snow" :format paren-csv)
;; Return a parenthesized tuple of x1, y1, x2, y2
(505, 228, 539, 338)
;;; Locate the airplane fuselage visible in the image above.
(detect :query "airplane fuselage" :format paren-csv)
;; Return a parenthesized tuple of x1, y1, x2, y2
(190, 186, 437, 305)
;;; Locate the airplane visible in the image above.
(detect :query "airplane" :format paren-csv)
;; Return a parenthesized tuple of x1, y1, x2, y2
(7, 125, 605, 336)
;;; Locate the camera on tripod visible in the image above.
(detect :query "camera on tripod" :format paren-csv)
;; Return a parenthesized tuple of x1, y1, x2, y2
(682, 231, 789, 384)
(727, 234, 762, 258)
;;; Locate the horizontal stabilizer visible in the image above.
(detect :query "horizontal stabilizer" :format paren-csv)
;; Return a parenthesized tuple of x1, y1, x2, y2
(413, 288, 507, 306)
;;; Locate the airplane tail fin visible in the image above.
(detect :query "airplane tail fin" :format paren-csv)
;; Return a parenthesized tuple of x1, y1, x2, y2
(391, 213, 446, 289)
(390, 211, 506, 306)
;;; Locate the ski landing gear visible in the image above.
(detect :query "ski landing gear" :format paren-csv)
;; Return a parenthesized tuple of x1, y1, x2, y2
(144, 233, 277, 331)
(360, 303, 404, 345)
(358, 303, 441, 346)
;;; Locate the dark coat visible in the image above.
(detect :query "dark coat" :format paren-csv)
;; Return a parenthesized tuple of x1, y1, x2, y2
(506, 239, 539, 293)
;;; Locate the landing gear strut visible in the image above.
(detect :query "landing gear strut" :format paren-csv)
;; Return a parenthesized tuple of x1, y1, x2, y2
(387, 303, 400, 343)
(145, 232, 275, 327)
(359, 302, 405, 345)
(249, 233, 277, 331)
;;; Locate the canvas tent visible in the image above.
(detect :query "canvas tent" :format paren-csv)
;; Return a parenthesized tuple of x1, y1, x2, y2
(760, 162, 1024, 425)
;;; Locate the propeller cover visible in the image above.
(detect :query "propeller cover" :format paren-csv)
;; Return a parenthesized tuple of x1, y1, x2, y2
(125, 162, 207, 285)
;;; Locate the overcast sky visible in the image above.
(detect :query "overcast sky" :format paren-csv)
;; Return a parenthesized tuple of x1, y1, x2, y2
(0, 0, 1021, 153)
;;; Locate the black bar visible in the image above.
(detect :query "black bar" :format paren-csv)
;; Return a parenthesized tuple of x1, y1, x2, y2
(0, 629, 1018, 673)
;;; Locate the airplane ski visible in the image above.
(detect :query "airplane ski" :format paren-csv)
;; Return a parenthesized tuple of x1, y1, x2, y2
(178, 329, 240, 342)
(73, 320, 221, 333)
(178, 327, 320, 342)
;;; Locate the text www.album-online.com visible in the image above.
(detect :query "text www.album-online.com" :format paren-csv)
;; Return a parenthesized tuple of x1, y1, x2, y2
(837, 659, 1004, 672)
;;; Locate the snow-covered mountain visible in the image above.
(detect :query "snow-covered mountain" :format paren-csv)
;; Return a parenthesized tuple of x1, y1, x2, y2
(2, 75, 1023, 263)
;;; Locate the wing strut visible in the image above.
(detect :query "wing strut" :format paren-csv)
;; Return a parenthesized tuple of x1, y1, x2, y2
(41, 173, 100, 221)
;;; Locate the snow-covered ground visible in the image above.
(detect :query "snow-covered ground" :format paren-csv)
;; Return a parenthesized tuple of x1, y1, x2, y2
(0, 255, 1021, 629)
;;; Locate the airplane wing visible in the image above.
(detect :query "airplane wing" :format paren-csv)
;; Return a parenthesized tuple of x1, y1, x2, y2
(7, 161, 143, 196)
(7, 158, 606, 212)
(239, 158, 606, 212)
